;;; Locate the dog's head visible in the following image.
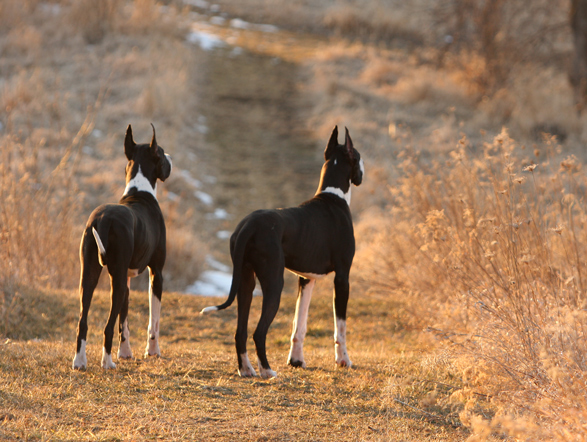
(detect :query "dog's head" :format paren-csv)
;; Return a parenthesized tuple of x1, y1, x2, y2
(123, 124, 172, 197)
(324, 126, 364, 187)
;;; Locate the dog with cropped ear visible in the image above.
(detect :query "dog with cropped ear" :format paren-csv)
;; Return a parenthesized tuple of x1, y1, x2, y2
(202, 126, 364, 378)
(72, 124, 172, 370)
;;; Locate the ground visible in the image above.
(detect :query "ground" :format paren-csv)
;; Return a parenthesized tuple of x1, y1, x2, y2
(1, 288, 468, 441)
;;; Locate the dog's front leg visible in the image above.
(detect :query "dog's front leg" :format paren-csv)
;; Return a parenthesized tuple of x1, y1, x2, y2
(333, 273, 352, 368)
(145, 267, 162, 357)
(288, 277, 316, 368)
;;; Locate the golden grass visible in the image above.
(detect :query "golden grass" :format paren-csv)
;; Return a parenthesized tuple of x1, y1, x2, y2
(0, 287, 468, 441)
(0, 0, 205, 295)
(357, 130, 587, 439)
(2, 1, 587, 440)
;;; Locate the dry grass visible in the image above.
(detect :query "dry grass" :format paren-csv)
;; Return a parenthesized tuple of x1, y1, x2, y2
(0, 287, 468, 441)
(2, 0, 587, 440)
(356, 130, 587, 440)
(0, 0, 206, 296)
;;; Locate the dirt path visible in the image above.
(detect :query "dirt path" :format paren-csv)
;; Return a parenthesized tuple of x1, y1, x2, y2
(165, 15, 330, 288)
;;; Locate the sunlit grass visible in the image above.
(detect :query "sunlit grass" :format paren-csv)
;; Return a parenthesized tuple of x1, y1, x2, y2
(0, 287, 467, 441)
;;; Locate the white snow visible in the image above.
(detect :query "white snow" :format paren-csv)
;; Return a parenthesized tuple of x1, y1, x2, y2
(206, 208, 229, 219)
(183, 0, 209, 8)
(195, 190, 213, 205)
(206, 255, 230, 272)
(179, 169, 202, 189)
(210, 16, 226, 26)
(230, 18, 250, 30)
(186, 29, 226, 51)
(185, 270, 232, 296)
(216, 230, 231, 240)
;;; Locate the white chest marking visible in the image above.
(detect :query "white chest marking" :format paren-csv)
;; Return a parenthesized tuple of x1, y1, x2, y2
(123, 166, 157, 199)
(359, 158, 364, 177)
(322, 185, 351, 206)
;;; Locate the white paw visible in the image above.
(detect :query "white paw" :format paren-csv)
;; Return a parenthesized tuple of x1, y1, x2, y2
(72, 340, 87, 370)
(72, 352, 87, 370)
(144, 337, 160, 357)
(335, 343, 352, 368)
(287, 343, 306, 368)
(336, 356, 352, 368)
(238, 366, 258, 377)
(118, 340, 133, 359)
(259, 367, 277, 379)
(101, 349, 116, 369)
(258, 361, 277, 379)
(238, 352, 257, 377)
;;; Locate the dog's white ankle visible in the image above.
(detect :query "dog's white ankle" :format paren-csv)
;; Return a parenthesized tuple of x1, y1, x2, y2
(287, 342, 306, 368)
(118, 340, 133, 359)
(72, 340, 87, 370)
(238, 352, 257, 377)
(145, 336, 160, 357)
(335, 342, 352, 368)
(258, 361, 277, 379)
(101, 348, 116, 369)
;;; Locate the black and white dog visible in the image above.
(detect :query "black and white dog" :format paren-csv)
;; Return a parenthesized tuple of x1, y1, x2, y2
(72, 124, 172, 370)
(202, 126, 364, 378)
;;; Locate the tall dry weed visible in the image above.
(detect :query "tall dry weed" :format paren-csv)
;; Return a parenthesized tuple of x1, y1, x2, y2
(0, 118, 94, 298)
(359, 129, 587, 439)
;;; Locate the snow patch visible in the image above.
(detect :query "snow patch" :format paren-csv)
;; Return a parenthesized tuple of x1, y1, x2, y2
(195, 191, 213, 205)
(206, 255, 231, 272)
(216, 230, 231, 240)
(207, 208, 229, 219)
(187, 29, 226, 51)
(210, 16, 226, 26)
(186, 270, 232, 296)
(178, 169, 202, 189)
(183, 0, 209, 8)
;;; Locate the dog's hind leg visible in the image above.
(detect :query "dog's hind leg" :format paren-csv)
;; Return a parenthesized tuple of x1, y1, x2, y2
(287, 277, 316, 368)
(333, 271, 352, 368)
(253, 260, 284, 379)
(145, 266, 163, 357)
(117, 277, 133, 360)
(235, 264, 256, 377)
(72, 230, 102, 370)
(102, 269, 127, 369)
(73, 232, 103, 370)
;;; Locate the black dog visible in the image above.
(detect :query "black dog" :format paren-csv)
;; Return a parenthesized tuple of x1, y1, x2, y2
(202, 126, 364, 378)
(73, 124, 172, 369)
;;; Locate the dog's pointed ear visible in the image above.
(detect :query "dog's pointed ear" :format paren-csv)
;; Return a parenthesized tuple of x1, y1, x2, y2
(150, 123, 160, 159)
(344, 127, 354, 160)
(324, 126, 338, 160)
(124, 124, 136, 160)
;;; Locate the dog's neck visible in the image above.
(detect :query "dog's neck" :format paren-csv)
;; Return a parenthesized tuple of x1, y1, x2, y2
(316, 159, 351, 205)
(123, 165, 157, 199)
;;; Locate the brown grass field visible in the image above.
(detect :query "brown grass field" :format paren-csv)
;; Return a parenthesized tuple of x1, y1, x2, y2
(2, 0, 587, 440)
(1, 286, 469, 441)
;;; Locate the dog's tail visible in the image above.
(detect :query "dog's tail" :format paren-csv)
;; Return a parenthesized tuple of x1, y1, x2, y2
(200, 224, 254, 314)
(92, 224, 109, 267)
